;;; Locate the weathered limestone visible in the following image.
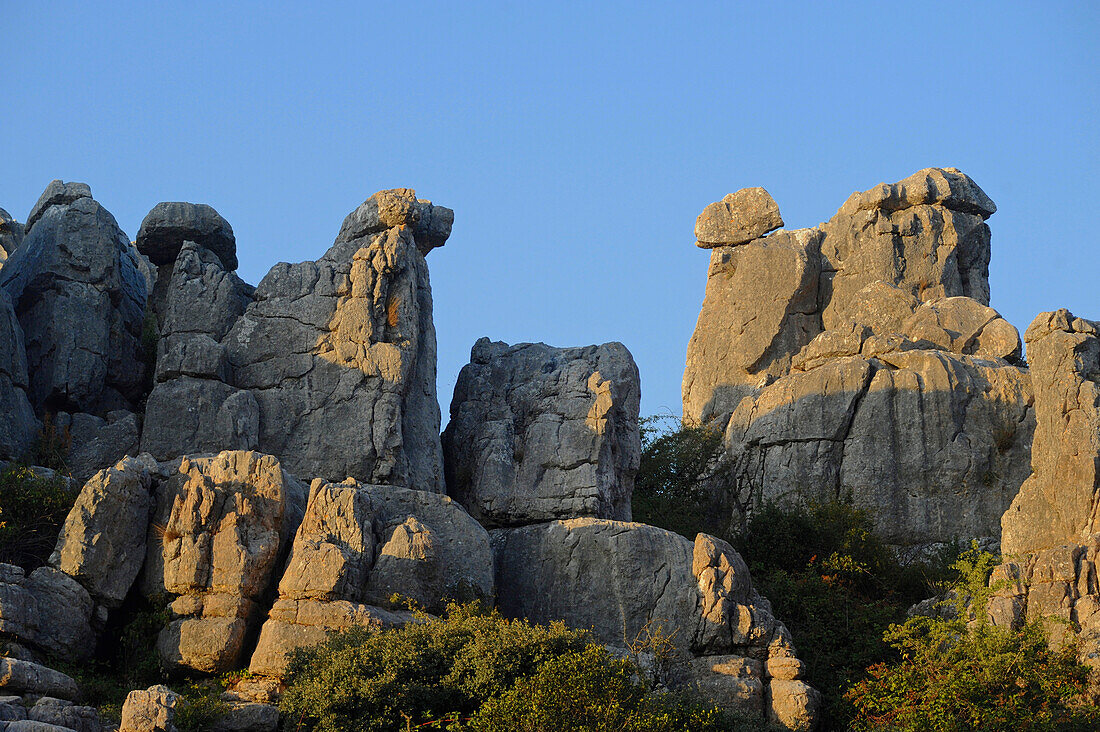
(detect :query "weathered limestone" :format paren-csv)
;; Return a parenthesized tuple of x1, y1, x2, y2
(50, 456, 155, 607)
(0, 207, 23, 264)
(491, 519, 819, 727)
(0, 659, 79, 701)
(139, 452, 306, 674)
(0, 564, 95, 663)
(28, 697, 102, 732)
(683, 168, 1032, 548)
(139, 189, 451, 489)
(249, 478, 491, 676)
(443, 339, 641, 527)
(119, 686, 179, 732)
(694, 188, 783, 248)
(0, 181, 147, 416)
(54, 411, 142, 487)
(989, 311, 1100, 666)
(0, 290, 37, 459)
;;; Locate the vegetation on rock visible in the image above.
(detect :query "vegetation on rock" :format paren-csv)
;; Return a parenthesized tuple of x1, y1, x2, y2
(0, 462, 75, 570)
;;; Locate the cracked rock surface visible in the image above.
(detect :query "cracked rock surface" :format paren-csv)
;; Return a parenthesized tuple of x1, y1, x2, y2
(442, 338, 641, 527)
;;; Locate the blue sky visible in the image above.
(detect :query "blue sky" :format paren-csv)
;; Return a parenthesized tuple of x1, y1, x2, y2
(3, 2, 1097, 418)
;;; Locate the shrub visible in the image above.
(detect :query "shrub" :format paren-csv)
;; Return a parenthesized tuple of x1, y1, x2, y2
(29, 412, 72, 473)
(279, 602, 590, 732)
(466, 644, 761, 732)
(632, 415, 733, 539)
(0, 464, 76, 570)
(846, 546, 1100, 731)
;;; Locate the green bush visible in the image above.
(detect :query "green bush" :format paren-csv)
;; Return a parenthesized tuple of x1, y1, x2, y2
(632, 415, 733, 539)
(466, 644, 767, 732)
(846, 546, 1100, 731)
(0, 464, 76, 570)
(279, 601, 591, 732)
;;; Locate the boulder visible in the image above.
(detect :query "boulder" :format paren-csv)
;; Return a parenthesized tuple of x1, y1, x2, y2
(141, 189, 450, 489)
(0, 696, 26, 722)
(0, 659, 78, 701)
(249, 478, 490, 676)
(490, 520, 815, 726)
(0, 208, 23, 262)
(140, 452, 306, 674)
(0, 290, 37, 459)
(767, 680, 822, 731)
(50, 456, 155, 608)
(136, 202, 237, 271)
(0, 182, 147, 415)
(0, 564, 95, 663)
(900, 296, 1021, 361)
(209, 702, 279, 732)
(442, 338, 641, 527)
(28, 698, 100, 732)
(119, 686, 178, 732)
(683, 228, 823, 425)
(54, 411, 142, 487)
(694, 188, 783, 248)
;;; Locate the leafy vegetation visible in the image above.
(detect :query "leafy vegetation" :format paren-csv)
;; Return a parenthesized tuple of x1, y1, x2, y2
(846, 546, 1100, 731)
(0, 463, 76, 570)
(279, 601, 753, 732)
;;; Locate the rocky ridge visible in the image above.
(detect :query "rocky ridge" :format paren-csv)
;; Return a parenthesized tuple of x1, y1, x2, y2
(0, 181, 818, 730)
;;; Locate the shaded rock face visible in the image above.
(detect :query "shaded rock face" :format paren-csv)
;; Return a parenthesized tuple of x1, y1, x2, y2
(0, 207, 24, 264)
(0, 564, 95, 663)
(442, 339, 641, 527)
(140, 189, 451, 489)
(491, 519, 819, 728)
(0, 181, 147, 416)
(249, 478, 491, 676)
(138, 452, 306, 674)
(0, 290, 38, 459)
(682, 168, 1032, 548)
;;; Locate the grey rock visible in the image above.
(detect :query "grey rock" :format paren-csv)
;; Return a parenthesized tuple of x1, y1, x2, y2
(4, 720, 83, 732)
(767, 680, 821, 731)
(0, 695, 26, 722)
(249, 478, 489, 676)
(683, 228, 823, 426)
(0, 290, 38, 459)
(22, 568, 95, 662)
(0, 659, 78, 701)
(443, 339, 640, 527)
(119, 686, 178, 732)
(694, 188, 784, 248)
(30, 698, 100, 732)
(50, 456, 155, 608)
(901, 296, 1021, 361)
(333, 187, 453, 257)
(55, 411, 142, 487)
(24, 181, 91, 236)
(688, 656, 764, 715)
(140, 452, 306, 674)
(141, 378, 259, 460)
(835, 166, 996, 219)
(136, 203, 236, 271)
(0, 184, 147, 415)
(209, 702, 278, 732)
(0, 208, 23, 262)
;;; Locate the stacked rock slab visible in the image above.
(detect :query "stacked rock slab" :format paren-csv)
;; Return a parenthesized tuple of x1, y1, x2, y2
(442, 338, 641, 526)
(139, 452, 306, 674)
(989, 310, 1100, 663)
(0, 181, 147, 416)
(682, 169, 1033, 548)
(140, 189, 451, 488)
(249, 478, 492, 676)
(491, 520, 819, 728)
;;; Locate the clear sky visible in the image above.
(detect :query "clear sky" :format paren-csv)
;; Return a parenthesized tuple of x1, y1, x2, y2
(3, 2, 1097, 419)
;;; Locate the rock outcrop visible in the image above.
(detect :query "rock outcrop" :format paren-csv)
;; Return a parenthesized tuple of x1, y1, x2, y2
(443, 339, 641, 527)
(0, 289, 38, 459)
(249, 478, 491, 676)
(0, 181, 147, 416)
(492, 519, 819, 727)
(141, 189, 451, 488)
(0, 207, 23, 265)
(989, 311, 1100, 662)
(0, 564, 95, 663)
(683, 169, 1032, 548)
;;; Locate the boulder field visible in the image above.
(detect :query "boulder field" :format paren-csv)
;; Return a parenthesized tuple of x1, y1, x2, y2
(0, 167, 1095, 730)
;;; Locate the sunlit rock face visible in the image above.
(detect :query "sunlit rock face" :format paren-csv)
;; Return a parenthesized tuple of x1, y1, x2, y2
(442, 338, 641, 527)
(682, 169, 1033, 548)
(141, 188, 452, 489)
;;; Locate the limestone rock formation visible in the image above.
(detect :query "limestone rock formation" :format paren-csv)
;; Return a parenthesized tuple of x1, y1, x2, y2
(140, 188, 451, 488)
(443, 339, 641, 527)
(694, 188, 783, 248)
(119, 686, 179, 732)
(989, 311, 1100, 663)
(0, 181, 147, 415)
(0, 564, 95, 663)
(492, 519, 819, 728)
(249, 478, 491, 676)
(138, 452, 306, 674)
(54, 411, 142, 487)
(682, 168, 1032, 548)
(0, 659, 79, 701)
(0, 290, 38, 459)
(27, 697, 102, 732)
(0, 207, 23, 265)
(50, 456, 155, 608)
